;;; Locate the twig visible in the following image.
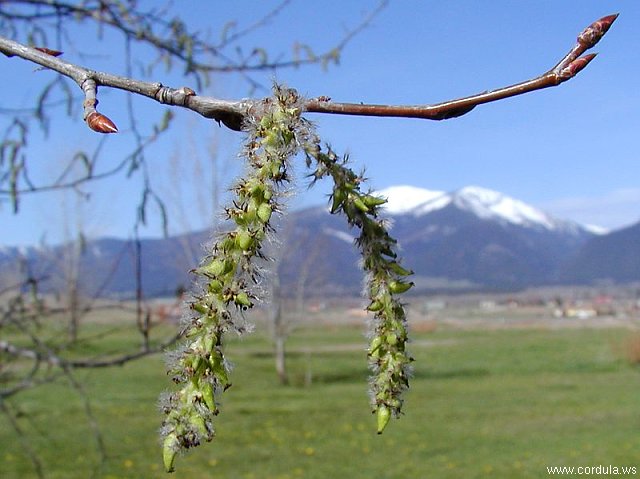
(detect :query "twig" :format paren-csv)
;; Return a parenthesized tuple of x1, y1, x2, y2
(81, 78, 118, 133)
(60, 365, 107, 470)
(305, 14, 618, 120)
(216, 0, 293, 48)
(0, 332, 180, 370)
(1, 0, 383, 82)
(0, 400, 46, 479)
(0, 13, 618, 132)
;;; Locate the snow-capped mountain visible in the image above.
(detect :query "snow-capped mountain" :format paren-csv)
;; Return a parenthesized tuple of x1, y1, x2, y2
(376, 185, 592, 234)
(273, 184, 603, 293)
(375, 185, 445, 215)
(3, 185, 633, 298)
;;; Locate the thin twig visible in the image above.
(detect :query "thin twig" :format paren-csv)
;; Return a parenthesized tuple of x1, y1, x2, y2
(60, 365, 107, 471)
(0, 400, 46, 479)
(0, 332, 181, 370)
(2, 0, 385, 91)
(305, 14, 618, 121)
(216, 0, 293, 48)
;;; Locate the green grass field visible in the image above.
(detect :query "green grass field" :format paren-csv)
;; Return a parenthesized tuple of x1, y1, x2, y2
(1, 321, 639, 478)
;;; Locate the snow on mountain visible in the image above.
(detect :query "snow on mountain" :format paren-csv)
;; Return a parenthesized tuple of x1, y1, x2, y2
(376, 184, 595, 233)
(375, 185, 445, 215)
(582, 224, 609, 235)
(322, 227, 354, 244)
(451, 186, 556, 229)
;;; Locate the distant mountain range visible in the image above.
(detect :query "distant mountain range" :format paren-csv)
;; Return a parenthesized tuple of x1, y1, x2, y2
(1, 185, 638, 298)
(559, 220, 640, 284)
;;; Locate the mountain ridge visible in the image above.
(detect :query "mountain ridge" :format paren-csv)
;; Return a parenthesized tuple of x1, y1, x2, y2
(1, 185, 636, 298)
(376, 184, 604, 234)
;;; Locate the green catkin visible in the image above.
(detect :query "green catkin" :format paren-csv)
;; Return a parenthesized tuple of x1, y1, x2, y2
(160, 86, 310, 472)
(305, 145, 413, 434)
(160, 85, 415, 472)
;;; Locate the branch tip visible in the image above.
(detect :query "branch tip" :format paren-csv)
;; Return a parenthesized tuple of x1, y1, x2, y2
(578, 13, 619, 50)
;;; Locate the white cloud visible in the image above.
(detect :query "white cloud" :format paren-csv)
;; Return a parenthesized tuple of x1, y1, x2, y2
(541, 188, 640, 231)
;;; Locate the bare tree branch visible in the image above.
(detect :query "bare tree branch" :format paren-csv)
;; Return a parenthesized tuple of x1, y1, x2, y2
(0, 331, 180, 373)
(0, 13, 618, 133)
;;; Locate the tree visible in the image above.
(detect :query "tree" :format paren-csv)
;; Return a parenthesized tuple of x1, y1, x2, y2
(267, 218, 332, 386)
(0, 2, 618, 474)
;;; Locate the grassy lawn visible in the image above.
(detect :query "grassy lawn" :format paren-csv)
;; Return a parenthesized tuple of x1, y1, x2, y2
(1, 322, 639, 478)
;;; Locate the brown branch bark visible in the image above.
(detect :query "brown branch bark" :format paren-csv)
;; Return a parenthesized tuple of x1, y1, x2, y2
(0, 13, 618, 132)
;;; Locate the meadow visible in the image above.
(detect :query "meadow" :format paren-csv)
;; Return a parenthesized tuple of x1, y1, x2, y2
(1, 313, 639, 478)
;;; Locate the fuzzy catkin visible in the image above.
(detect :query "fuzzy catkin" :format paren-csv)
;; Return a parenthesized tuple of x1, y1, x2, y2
(160, 85, 311, 472)
(304, 145, 413, 433)
(160, 86, 414, 472)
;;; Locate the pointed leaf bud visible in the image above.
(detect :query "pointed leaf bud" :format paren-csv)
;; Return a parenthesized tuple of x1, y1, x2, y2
(577, 13, 619, 49)
(34, 47, 63, 57)
(86, 111, 118, 134)
(559, 53, 597, 80)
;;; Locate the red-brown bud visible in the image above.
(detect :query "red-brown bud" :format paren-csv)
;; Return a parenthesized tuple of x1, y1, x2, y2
(577, 13, 619, 49)
(34, 47, 63, 57)
(86, 111, 118, 134)
(559, 53, 597, 80)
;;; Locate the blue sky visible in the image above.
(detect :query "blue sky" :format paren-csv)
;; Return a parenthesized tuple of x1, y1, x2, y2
(1, 1, 638, 246)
